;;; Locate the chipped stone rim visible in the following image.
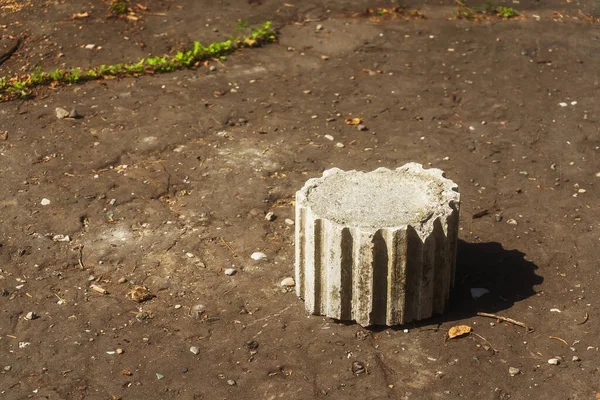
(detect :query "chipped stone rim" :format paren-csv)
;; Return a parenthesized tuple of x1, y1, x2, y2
(296, 163, 460, 240)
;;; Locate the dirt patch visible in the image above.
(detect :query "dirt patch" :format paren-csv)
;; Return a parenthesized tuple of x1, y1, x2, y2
(1, 1, 599, 399)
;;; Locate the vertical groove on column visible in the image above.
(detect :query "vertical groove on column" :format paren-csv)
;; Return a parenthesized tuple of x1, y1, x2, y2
(432, 219, 448, 315)
(404, 226, 423, 322)
(355, 232, 374, 326)
(419, 234, 436, 320)
(370, 230, 389, 325)
(387, 229, 406, 325)
(325, 224, 341, 319)
(313, 219, 323, 315)
(448, 205, 460, 289)
(340, 227, 354, 320)
(303, 212, 316, 313)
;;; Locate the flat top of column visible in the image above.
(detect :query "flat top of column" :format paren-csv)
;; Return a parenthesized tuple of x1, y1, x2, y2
(299, 163, 459, 229)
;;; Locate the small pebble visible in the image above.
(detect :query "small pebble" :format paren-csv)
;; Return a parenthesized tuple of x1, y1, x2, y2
(156, 373, 165, 380)
(84, 44, 95, 49)
(250, 252, 267, 261)
(352, 361, 366, 375)
(116, 348, 124, 354)
(324, 134, 334, 141)
(52, 234, 71, 242)
(181, 367, 189, 373)
(224, 268, 236, 276)
(357, 124, 368, 131)
(245, 340, 259, 350)
(118, 277, 127, 284)
(209, 65, 217, 72)
(508, 367, 520, 376)
(281, 277, 295, 287)
(550, 163, 557, 171)
(185, 252, 195, 258)
(227, 379, 236, 386)
(548, 358, 559, 365)
(558, 102, 568, 107)
(67, 109, 79, 119)
(336, 142, 345, 148)
(41, 198, 51, 206)
(174, 304, 182, 309)
(519, 171, 529, 176)
(55, 107, 69, 119)
(264, 212, 276, 221)
(191, 304, 206, 318)
(3, 366, 11, 371)
(506, 219, 518, 225)
(495, 214, 503, 222)
(316, 24, 323, 31)
(24, 311, 38, 320)
(190, 346, 200, 355)
(284, 218, 294, 226)
(572, 355, 580, 362)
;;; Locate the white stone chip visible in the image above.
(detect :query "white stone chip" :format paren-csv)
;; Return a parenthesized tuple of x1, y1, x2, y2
(251, 252, 267, 261)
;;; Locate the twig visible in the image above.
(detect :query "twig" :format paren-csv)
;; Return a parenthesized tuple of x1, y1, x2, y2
(417, 327, 445, 332)
(220, 237, 237, 257)
(78, 245, 86, 269)
(576, 312, 589, 325)
(476, 312, 533, 332)
(549, 336, 568, 346)
(54, 293, 66, 304)
(472, 332, 497, 354)
(472, 209, 489, 219)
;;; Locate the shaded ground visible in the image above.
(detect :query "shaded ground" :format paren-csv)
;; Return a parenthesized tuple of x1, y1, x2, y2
(1, 1, 599, 399)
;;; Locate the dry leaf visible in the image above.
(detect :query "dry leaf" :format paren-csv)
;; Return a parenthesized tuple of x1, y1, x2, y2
(71, 12, 89, 19)
(135, 3, 148, 11)
(345, 117, 362, 125)
(128, 285, 154, 302)
(447, 325, 472, 340)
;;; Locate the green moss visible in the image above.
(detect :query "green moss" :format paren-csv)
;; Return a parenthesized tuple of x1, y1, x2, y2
(109, 0, 129, 15)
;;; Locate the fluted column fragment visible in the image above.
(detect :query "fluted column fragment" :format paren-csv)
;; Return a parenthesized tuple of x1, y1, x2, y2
(295, 163, 460, 326)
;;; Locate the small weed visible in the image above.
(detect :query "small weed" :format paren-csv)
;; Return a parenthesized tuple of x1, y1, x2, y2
(0, 21, 276, 101)
(234, 20, 249, 30)
(496, 6, 518, 18)
(366, 6, 426, 20)
(454, 7, 475, 19)
(454, 0, 519, 20)
(109, 0, 129, 15)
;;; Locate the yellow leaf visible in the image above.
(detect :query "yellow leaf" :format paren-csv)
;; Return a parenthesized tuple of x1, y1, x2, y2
(447, 325, 472, 340)
(345, 117, 362, 125)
